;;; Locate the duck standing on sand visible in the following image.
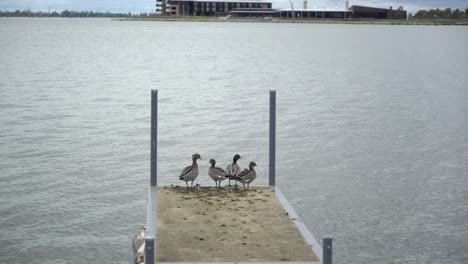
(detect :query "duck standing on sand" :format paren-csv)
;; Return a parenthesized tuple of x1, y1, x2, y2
(234, 161, 257, 191)
(225, 154, 241, 186)
(179, 153, 202, 188)
(208, 159, 228, 188)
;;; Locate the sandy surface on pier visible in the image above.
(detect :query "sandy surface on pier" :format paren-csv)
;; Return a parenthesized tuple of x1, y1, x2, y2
(156, 186, 319, 262)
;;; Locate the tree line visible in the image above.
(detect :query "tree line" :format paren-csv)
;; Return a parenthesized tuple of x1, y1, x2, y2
(412, 8, 468, 19)
(0, 9, 155, 18)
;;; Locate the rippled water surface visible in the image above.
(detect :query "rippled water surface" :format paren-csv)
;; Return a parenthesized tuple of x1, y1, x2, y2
(0, 18, 467, 264)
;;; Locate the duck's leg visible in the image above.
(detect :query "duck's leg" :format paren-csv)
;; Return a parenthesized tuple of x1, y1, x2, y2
(228, 179, 231, 186)
(191, 180, 194, 188)
(185, 181, 189, 189)
(234, 180, 238, 187)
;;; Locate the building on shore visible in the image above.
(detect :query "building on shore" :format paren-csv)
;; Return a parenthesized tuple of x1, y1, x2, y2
(349, 5, 407, 19)
(156, 0, 272, 16)
(155, 0, 406, 19)
(277, 9, 352, 19)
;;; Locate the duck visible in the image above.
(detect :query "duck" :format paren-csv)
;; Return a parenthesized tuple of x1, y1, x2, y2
(233, 161, 257, 191)
(208, 159, 228, 188)
(225, 154, 241, 186)
(178, 153, 202, 188)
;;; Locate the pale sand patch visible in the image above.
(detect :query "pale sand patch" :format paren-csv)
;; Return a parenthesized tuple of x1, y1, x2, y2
(156, 186, 319, 262)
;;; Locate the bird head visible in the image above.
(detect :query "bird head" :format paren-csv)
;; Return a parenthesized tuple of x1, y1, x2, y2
(209, 159, 216, 166)
(192, 153, 202, 160)
(233, 154, 241, 162)
(249, 161, 257, 169)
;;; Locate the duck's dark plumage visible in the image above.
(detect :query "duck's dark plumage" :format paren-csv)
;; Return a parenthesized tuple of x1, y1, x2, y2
(178, 153, 201, 188)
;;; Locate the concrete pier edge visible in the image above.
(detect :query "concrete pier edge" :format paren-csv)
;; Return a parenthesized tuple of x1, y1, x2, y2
(275, 186, 323, 263)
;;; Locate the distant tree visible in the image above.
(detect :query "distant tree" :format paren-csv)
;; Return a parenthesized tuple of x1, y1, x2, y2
(413, 7, 468, 20)
(415, 10, 428, 19)
(61, 10, 70, 17)
(426, 9, 440, 19)
(443, 8, 452, 18)
(0, 8, 130, 18)
(452, 9, 463, 19)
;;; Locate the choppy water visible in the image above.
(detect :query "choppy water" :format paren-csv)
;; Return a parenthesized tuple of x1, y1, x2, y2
(0, 18, 467, 264)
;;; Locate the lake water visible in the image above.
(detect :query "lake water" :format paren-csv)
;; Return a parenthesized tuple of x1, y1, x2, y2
(0, 18, 467, 264)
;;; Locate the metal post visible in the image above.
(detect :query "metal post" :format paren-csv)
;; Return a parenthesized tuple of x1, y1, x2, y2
(269, 90, 276, 189)
(145, 239, 155, 264)
(145, 89, 158, 264)
(150, 89, 158, 187)
(323, 235, 333, 264)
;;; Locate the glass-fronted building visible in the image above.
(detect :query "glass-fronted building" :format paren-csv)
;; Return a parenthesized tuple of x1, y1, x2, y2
(157, 0, 273, 16)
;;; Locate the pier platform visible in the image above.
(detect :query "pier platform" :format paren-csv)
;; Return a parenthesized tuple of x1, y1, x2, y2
(154, 186, 320, 262)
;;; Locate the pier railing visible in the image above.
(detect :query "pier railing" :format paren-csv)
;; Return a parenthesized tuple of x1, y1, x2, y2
(142, 89, 332, 264)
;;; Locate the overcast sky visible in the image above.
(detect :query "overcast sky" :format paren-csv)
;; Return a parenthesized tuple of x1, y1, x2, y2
(0, 0, 467, 13)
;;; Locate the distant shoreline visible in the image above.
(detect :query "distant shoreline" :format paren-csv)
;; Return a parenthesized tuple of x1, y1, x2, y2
(3, 16, 466, 25)
(120, 16, 468, 26)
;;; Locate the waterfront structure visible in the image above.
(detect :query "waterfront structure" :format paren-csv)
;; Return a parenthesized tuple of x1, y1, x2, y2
(277, 8, 352, 19)
(349, 5, 407, 19)
(157, 0, 273, 16)
(155, 0, 406, 19)
(135, 90, 327, 263)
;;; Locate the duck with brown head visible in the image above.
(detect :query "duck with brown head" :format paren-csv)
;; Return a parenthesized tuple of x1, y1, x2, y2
(225, 154, 241, 187)
(233, 161, 257, 191)
(178, 153, 202, 188)
(208, 159, 228, 188)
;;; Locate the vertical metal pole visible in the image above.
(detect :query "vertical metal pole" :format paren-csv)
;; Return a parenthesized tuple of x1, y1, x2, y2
(146, 89, 158, 264)
(145, 239, 155, 264)
(151, 89, 158, 187)
(269, 90, 276, 189)
(323, 235, 333, 264)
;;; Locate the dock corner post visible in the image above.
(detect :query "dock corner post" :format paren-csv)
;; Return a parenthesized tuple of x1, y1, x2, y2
(145, 239, 155, 264)
(151, 89, 158, 187)
(146, 89, 158, 264)
(269, 90, 276, 190)
(323, 234, 333, 264)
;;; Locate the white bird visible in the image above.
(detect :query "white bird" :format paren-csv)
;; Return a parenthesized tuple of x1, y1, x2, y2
(178, 153, 201, 188)
(208, 159, 228, 188)
(233, 161, 257, 191)
(225, 154, 241, 186)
